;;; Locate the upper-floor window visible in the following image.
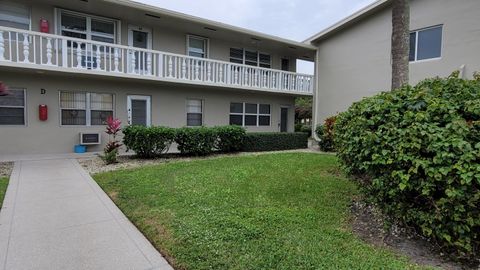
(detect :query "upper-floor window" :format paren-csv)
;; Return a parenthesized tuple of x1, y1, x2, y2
(60, 91, 114, 126)
(0, 88, 26, 126)
(229, 102, 271, 127)
(186, 99, 203, 126)
(0, 1, 30, 30)
(187, 35, 208, 58)
(230, 48, 271, 68)
(57, 9, 117, 44)
(409, 25, 443, 62)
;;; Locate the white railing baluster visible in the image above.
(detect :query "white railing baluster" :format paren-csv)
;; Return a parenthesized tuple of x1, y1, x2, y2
(22, 33, 30, 63)
(96, 45, 101, 70)
(76, 42, 82, 68)
(0, 31, 5, 61)
(113, 48, 119, 72)
(167, 55, 173, 77)
(46, 38, 52, 65)
(147, 52, 152, 75)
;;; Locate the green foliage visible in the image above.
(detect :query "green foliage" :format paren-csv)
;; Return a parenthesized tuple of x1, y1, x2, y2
(175, 127, 217, 156)
(214, 125, 246, 153)
(295, 124, 312, 137)
(123, 125, 175, 158)
(0, 177, 8, 209)
(316, 116, 337, 152)
(94, 153, 417, 269)
(335, 76, 480, 259)
(243, 132, 308, 152)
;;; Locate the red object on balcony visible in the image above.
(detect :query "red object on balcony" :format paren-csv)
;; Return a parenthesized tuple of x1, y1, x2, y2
(39, 105, 48, 121)
(40, 19, 49, 33)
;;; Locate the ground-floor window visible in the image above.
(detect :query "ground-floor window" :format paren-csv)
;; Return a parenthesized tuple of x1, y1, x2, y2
(60, 91, 113, 126)
(186, 99, 203, 126)
(229, 102, 270, 127)
(0, 88, 26, 125)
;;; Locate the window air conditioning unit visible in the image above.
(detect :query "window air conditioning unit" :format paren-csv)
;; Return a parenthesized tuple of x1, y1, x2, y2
(80, 132, 101, 145)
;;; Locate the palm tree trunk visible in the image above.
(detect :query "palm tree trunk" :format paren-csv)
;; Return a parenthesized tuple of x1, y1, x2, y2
(391, 0, 410, 90)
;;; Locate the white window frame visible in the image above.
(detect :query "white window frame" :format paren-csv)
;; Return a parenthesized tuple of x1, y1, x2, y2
(409, 25, 443, 63)
(59, 91, 115, 127)
(0, 88, 27, 126)
(229, 48, 271, 68)
(55, 8, 120, 44)
(186, 98, 204, 127)
(229, 102, 271, 127)
(186, 35, 209, 58)
(0, 1, 31, 30)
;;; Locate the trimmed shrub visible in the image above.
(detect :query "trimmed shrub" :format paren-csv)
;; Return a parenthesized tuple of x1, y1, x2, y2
(243, 132, 308, 152)
(175, 127, 217, 156)
(215, 125, 246, 152)
(300, 125, 312, 137)
(123, 125, 175, 158)
(315, 116, 337, 152)
(335, 76, 480, 259)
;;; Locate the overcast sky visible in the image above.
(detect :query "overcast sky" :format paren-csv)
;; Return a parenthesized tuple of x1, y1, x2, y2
(134, 0, 377, 74)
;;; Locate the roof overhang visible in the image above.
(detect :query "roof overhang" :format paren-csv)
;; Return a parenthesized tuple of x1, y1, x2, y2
(303, 0, 391, 44)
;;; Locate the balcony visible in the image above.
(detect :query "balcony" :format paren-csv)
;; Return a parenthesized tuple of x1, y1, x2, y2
(0, 26, 314, 95)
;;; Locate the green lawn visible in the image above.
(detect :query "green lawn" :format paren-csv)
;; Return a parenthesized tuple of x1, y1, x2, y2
(0, 177, 8, 209)
(94, 153, 421, 270)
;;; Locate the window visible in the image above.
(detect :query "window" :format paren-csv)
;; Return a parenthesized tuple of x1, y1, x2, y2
(186, 99, 203, 126)
(58, 10, 117, 44)
(229, 102, 270, 127)
(60, 91, 113, 126)
(229, 48, 271, 68)
(0, 1, 30, 30)
(187, 35, 208, 58)
(410, 25, 443, 62)
(0, 88, 26, 125)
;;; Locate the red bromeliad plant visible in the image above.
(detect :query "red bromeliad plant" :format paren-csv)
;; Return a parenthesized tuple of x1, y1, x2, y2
(102, 116, 122, 164)
(0, 82, 10, 96)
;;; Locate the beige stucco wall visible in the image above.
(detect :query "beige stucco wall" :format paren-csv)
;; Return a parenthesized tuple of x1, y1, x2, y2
(0, 70, 295, 155)
(22, 0, 298, 72)
(313, 0, 480, 126)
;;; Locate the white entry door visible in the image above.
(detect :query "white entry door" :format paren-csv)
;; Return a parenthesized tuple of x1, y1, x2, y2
(128, 25, 153, 74)
(127, 95, 151, 126)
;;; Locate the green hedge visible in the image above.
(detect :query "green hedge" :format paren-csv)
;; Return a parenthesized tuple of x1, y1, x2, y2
(315, 116, 337, 152)
(174, 127, 218, 156)
(243, 132, 308, 152)
(215, 125, 246, 152)
(335, 76, 480, 259)
(123, 126, 175, 158)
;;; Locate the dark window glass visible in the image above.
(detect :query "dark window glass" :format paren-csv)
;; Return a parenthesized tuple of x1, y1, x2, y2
(259, 104, 270, 114)
(0, 90, 24, 106)
(61, 13, 86, 31)
(187, 113, 202, 126)
(245, 103, 257, 114)
(229, 115, 243, 126)
(0, 108, 24, 125)
(417, 26, 442, 60)
(245, 115, 257, 126)
(259, 116, 270, 126)
(245, 50, 258, 66)
(259, 53, 271, 68)
(91, 20, 114, 35)
(91, 110, 113, 125)
(229, 48, 243, 63)
(230, 103, 243, 113)
(61, 109, 86, 125)
(409, 32, 416, 61)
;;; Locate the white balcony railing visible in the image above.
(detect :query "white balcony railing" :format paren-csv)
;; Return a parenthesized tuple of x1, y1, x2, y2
(0, 26, 314, 94)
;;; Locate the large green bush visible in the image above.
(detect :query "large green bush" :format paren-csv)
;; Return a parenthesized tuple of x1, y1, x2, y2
(243, 132, 308, 152)
(123, 126, 175, 158)
(335, 76, 480, 259)
(175, 127, 217, 156)
(215, 125, 246, 152)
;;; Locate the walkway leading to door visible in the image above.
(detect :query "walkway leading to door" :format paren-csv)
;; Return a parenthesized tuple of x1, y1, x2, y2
(0, 158, 172, 270)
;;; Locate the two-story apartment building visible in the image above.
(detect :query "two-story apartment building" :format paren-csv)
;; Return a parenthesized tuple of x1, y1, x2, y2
(306, 0, 480, 128)
(0, 0, 316, 155)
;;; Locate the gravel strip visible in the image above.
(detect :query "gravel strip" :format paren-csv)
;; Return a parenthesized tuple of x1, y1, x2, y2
(78, 148, 327, 175)
(0, 162, 13, 178)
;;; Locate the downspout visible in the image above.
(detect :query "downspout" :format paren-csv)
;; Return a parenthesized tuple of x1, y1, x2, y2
(312, 48, 321, 141)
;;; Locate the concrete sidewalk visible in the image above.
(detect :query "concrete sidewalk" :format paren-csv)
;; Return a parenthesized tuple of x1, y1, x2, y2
(0, 159, 173, 270)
